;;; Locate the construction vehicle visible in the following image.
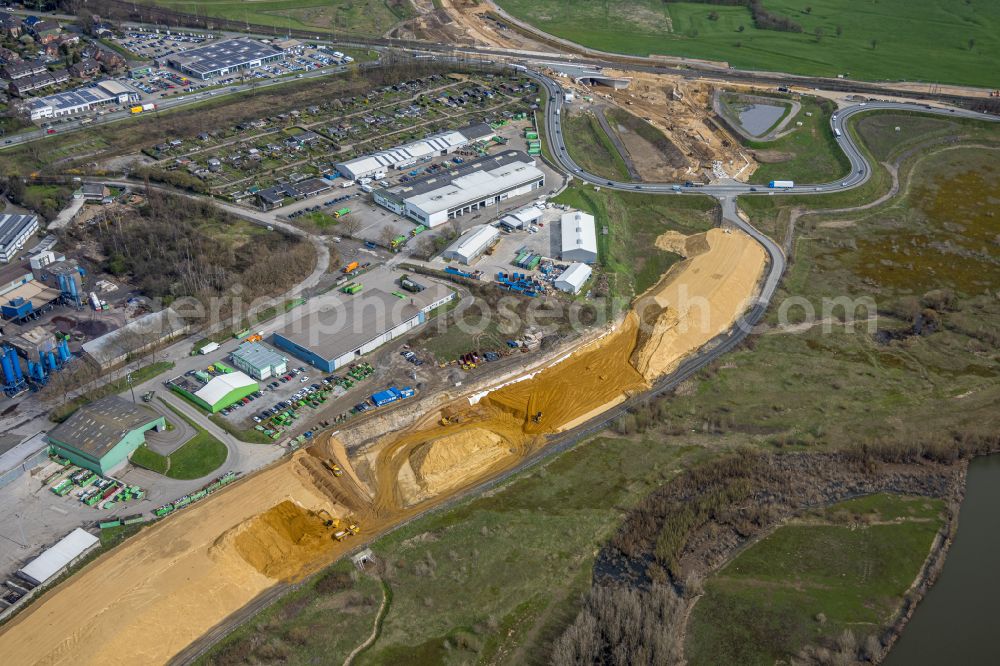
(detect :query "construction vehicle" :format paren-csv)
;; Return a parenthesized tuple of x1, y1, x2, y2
(532, 411, 543, 424)
(322, 459, 344, 477)
(142, 390, 156, 402)
(347, 522, 360, 535)
(316, 509, 336, 527)
(245, 332, 263, 344)
(342, 261, 359, 274)
(439, 413, 459, 426)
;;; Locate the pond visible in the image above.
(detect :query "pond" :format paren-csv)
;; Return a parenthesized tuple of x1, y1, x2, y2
(736, 103, 786, 137)
(885, 454, 1000, 664)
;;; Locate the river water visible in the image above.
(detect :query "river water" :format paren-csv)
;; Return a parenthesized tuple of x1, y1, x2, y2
(884, 454, 1000, 665)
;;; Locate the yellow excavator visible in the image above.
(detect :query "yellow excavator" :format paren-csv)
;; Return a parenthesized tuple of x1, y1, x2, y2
(316, 509, 336, 528)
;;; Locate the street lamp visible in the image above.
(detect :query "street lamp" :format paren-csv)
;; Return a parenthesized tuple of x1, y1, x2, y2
(127, 372, 136, 403)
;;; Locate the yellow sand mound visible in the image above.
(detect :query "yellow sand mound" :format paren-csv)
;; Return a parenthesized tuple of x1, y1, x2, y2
(409, 428, 512, 495)
(222, 500, 334, 580)
(0, 452, 338, 665)
(631, 228, 767, 379)
(655, 230, 691, 257)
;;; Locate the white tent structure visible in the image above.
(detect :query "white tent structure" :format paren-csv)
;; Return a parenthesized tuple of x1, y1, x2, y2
(555, 263, 592, 294)
(18, 528, 99, 586)
(560, 211, 598, 263)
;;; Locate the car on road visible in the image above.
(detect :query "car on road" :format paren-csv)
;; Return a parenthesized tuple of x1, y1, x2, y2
(46, 129, 55, 134)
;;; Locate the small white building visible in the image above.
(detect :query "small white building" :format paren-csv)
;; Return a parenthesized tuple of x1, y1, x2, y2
(230, 341, 288, 380)
(555, 262, 592, 294)
(560, 211, 598, 264)
(443, 224, 500, 265)
(499, 205, 543, 230)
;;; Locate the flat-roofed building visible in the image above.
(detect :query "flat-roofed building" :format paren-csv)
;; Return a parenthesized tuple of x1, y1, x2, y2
(167, 38, 285, 80)
(373, 151, 544, 228)
(336, 122, 495, 181)
(230, 341, 287, 380)
(560, 210, 598, 264)
(272, 285, 455, 372)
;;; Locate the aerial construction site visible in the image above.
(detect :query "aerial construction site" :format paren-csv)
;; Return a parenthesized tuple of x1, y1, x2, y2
(0, 226, 766, 664)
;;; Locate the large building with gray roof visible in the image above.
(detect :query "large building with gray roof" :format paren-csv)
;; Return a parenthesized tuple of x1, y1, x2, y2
(47, 396, 165, 475)
(167, 37, 285, 80)
(373, 150, 544, 228)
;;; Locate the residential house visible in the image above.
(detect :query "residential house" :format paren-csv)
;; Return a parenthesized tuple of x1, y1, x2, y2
(29, 20, 62, 45)
(0, 13, 21, 38)
(1, 61, 46, 81)
(69, 58, 100, 79)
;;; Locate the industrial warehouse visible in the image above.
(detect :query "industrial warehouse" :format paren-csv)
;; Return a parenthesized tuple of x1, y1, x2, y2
(335, 122, 496, 181)
(373, 150, 545, 227)
(167, 37, 285, 80)
(443, 224, 500, 265)
(21, 80, 141, 121)
(0, 214, 40, 263)
(560, 210, 598, 263)
(272, 284, 455, 372)
(46, 396, 166, 475)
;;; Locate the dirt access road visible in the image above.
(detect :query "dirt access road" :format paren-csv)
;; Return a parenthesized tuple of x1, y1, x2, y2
(0, 227, 765, 665)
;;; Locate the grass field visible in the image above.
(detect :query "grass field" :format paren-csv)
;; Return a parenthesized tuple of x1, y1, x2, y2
(746, 95, 849, 185)
(142, 0, 413, 36)
(131, 401, 229, 479)
(687, 494, 946, 665)
(495, 0, 999, 87)
(561, 109, 631, 182)
(553, 185, 717, 303)
(202, 436, 710, 665)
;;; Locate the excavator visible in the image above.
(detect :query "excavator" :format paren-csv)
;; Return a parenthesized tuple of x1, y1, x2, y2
(316, 509, 336, 528)
(322, 459, 344, 477)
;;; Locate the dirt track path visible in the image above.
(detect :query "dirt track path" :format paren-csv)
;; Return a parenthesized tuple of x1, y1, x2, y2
(594, 106, 641, 180)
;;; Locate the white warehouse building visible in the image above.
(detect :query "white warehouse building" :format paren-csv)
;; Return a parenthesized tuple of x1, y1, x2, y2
(560, 211, 598, 264)
(443, 224, 500, 265)
(0, 213, 40, 263)
(373, 151, 545, 228)
(555, 262, 592, 294)
(336, 123, 495, 181)
(499, 204, 543, 230)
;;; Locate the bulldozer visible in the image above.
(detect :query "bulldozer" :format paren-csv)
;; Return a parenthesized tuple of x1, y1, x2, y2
(532, 411, 543, 424)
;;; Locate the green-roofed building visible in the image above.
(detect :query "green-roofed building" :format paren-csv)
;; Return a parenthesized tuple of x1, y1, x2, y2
(47, 396, 166, 475)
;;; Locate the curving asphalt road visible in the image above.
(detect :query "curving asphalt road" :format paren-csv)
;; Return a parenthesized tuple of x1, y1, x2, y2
(528, 66, 999, 333)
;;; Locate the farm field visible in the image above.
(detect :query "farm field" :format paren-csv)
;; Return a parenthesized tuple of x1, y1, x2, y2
(494, 0, 1000, 87)
(686, 494, 946, 665)
(141, 0, 413, 36)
